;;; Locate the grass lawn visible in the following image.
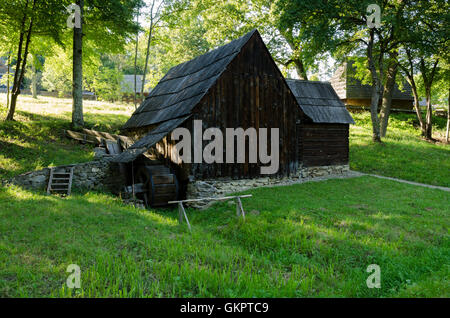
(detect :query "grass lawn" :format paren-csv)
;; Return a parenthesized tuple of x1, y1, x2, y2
(0, 94, 449, 298)
(0, 176, 448, 297)
(0, 94, 134, 180)
(350, 112, 450, 187)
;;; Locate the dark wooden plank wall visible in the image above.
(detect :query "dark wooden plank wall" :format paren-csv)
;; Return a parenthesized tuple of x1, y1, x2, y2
(153, 33, 302, 180)
(135, 33, 352, 179)
(187, 34, 301, 179)
(299, 123, 349, 167)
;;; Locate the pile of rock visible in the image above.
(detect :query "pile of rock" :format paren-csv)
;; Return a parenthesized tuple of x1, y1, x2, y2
(185, 165, 351, 208)
(4, 156, 125, 194)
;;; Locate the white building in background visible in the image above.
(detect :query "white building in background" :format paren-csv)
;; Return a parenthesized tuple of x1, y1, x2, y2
(121, 75, 151, 94)
(0, 58, 8, 93)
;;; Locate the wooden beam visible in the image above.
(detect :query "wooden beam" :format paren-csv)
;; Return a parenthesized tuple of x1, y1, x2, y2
(168, 194, 252, 204)
(171, 195, 252, 231)
(65, 129, 134, 149)
(65, 130, 103, 144)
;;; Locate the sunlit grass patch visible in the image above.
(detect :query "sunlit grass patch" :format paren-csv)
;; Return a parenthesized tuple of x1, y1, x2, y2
(0, 94, 134, 180)
(349, 112, 450, 187)
(0, 176, 448, 297)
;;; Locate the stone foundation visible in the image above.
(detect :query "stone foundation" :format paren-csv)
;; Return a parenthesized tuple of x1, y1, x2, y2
(3, 160, 350, 208)
(186, 165, 350, 208)
(299, 164, 350, 178)
(3, 155, 125, 194)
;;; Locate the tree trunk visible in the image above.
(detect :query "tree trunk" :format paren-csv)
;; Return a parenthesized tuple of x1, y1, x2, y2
(6, 52, 11, 111)
(72, 0, 84, 129)
(283, 34, 308, 80)
(401, 51, 426, 136)
(31, 56, 38, 99)
(6, 0, 34, 121)
(141, 1, 157, 97)
(420, 58, 439, 140)
(424, 87, 433, 139)
(134, 12, 140, 109)
(367, 30, 382, 142)
(446, 87, 449, 142)
(294, 58, 308, 81)
(380, 55, 398, 137)
(407, 76, 425, 136)
(141, 21, 153, 96)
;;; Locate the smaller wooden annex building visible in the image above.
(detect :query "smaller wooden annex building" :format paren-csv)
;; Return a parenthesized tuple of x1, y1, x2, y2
(286, 80, 354, 167)
(112, 29, 354, 206)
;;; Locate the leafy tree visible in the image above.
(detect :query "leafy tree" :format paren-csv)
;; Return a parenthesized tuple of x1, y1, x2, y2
(0, 49, 13, 110)
(277, 0, 407, 142)
(141, 0, 166, 97)
(92, 67, 123, 102)
(160, 0, 317, 79)
(0, 0, 70, 121)
(397, 0, 449, 140)
(41, 47, 73, 96)
(70, 0, 143, 128)
(27, 40, 53, 99)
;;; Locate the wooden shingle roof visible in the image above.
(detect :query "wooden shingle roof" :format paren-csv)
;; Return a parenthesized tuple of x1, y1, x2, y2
(286, 79, 355, 124)
(122, 29, 258, 130)
(113, 115, 191, 163)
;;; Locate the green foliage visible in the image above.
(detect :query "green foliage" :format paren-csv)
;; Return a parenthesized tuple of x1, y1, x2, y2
(0, 0, 71, 49)
(92, 67, 124, 102)
(153, 0, 317, 79)
(141, 24, 211, 88)
(41, 48, 73, 96)
(82, 0, 143, 54)
(415, 61, 450, 109)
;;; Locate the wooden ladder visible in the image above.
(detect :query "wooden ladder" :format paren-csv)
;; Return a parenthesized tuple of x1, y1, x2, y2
(47, 167, 74, 196)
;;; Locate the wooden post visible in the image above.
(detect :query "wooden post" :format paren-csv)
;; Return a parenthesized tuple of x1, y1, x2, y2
(235, 197, 240, 217)
(235, 197, 245, 220)
(46, 168, 54, 195)
(178, 202, 184, 223)
(178, 202, 191, 231)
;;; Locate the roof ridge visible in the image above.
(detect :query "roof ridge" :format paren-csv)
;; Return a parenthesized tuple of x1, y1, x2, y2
(160, 29, 257, 82)
(158, 51, 238, 84)
(124, 29, 259, 129)
(286, 79, 331, 84)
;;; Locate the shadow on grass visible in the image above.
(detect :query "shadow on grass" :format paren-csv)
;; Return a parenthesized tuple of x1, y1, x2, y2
(1, 177, 448, 297)
(0, 187, 179, 297)
(11, 109, 130, 134)
(181, 177, 449, 296)
(0, 110, 130, 180)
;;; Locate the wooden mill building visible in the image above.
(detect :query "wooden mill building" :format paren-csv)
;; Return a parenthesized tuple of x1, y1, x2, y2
(113, 29, 354, 206)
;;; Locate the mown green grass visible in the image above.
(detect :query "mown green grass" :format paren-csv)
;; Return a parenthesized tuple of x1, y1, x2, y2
(350, 112, 450, 187)
(0, 176, 448, 298)
(0, 95, 448, 298)
(0, 94, 133, 180)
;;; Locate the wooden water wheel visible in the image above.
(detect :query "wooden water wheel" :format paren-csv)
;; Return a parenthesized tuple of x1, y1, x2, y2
(135, 165, 179, 207)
